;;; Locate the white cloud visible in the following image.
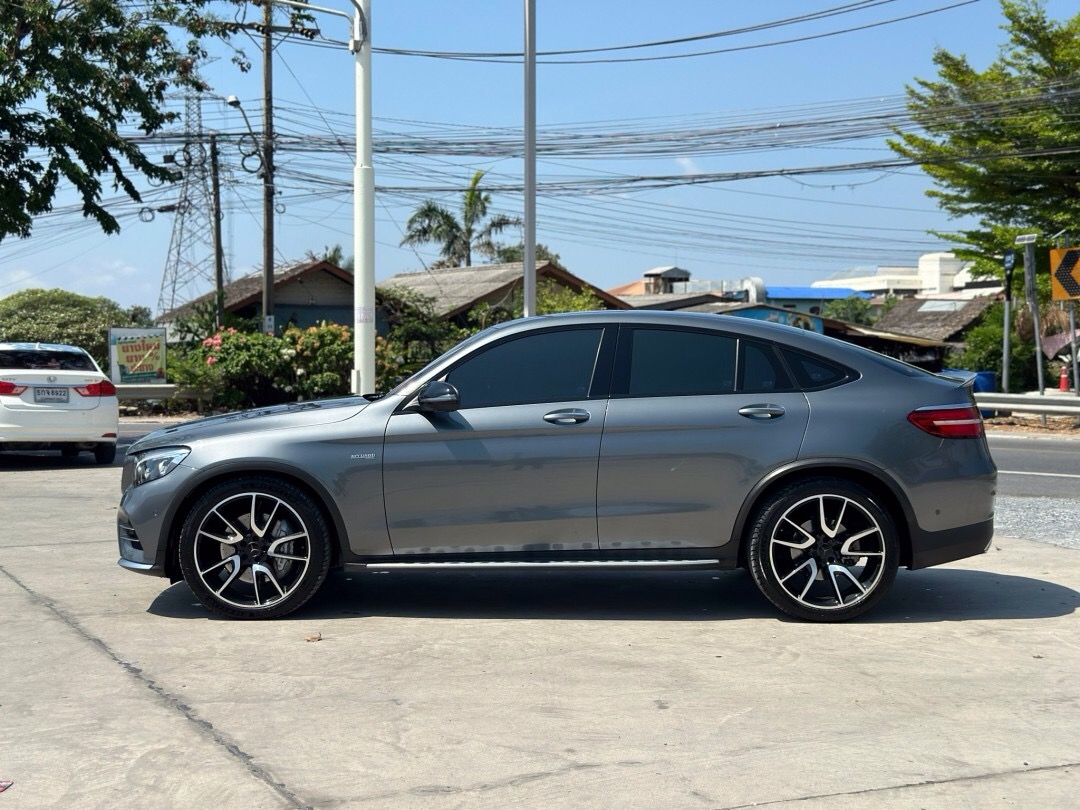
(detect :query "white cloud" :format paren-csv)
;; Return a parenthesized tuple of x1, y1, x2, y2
(676, 157, 701, 176)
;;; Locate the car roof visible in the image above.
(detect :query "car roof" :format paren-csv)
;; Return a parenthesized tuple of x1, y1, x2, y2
(0, 342, 91, 354)
(494, 310, 853, 352)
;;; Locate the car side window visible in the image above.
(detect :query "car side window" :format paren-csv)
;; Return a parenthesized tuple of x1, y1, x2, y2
(446, 328, 605, 409)
(739, 341, 795, 393)
(625, 328, 736, 397)
(780, 348, 851, 390)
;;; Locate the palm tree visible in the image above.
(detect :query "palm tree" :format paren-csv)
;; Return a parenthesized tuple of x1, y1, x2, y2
(400, 170, 520, 267)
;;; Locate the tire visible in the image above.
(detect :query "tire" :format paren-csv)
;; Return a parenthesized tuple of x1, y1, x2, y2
(747, 477, 898, 622)
(93, 444, 116, 465)
(178, 477, 332, 619)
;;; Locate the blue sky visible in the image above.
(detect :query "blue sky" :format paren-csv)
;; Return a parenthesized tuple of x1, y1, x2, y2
(1, 0, 1073, 312)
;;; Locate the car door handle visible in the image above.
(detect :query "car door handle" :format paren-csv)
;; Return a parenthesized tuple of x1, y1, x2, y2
(738, 404, 786, 420)
(543, 408, 591, 425)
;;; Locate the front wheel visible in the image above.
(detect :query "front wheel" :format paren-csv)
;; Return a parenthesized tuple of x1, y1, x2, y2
(747, 478, 898, 622)
(178, 477, 332, 619)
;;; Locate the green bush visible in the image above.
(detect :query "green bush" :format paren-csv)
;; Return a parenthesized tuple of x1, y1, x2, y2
(171, 328, 292, 410)
(283, 322, 354, 400)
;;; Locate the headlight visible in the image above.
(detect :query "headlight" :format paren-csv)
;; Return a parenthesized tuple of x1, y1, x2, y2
(132, 447, 191, 487)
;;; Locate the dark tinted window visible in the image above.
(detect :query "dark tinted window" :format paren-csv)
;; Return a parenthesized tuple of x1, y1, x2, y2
(0, 350, 96, 371)
(780, 348, 850, 389)
(627, 328, 736, 397)
(447, 328, 604, 408)
(739, 341, 795, 393)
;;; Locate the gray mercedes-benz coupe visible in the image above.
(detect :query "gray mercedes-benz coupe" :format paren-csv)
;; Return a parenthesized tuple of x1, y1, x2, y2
(118, 311, 996, 621)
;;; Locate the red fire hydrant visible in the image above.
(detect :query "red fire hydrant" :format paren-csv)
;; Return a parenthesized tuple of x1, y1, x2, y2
(1061, 366, 1070, 392)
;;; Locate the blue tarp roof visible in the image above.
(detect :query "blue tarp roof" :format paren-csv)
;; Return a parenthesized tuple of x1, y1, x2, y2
(766, 287, 871, 300)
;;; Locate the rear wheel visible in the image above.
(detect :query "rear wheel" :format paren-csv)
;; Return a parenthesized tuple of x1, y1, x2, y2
(93, 444, 116, 465)
(178, 477, 332, 619)
(747, 478, 898, 622)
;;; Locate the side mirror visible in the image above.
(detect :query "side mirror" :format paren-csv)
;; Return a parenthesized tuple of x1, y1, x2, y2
(417, 380, 460, 412)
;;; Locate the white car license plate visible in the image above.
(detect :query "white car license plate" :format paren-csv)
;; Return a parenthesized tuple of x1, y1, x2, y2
(34, 387, 69, 403)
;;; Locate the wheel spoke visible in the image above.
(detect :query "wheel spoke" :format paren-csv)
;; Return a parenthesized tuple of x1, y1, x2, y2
(211, 508, 245, 540)
(251, 496, 281, 539)
(198, 528, 239, 545)
(778, 557, 819, 602)
(199, 555, 238, 577)
(829, 564, 867, 595)
(840, 528, 883, 555)
(213, 556, 244, 596)
(253, 563, 287, 599)
(776, 517, 815, 548)
(820, 496, 846, 539)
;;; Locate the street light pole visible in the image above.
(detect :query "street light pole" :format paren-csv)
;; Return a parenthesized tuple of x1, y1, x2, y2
(352, 0, 375, 395)
(522, 0, 536, 317)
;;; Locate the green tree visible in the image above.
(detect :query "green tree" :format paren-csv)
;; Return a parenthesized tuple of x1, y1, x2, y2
(0, 1, 252, 242)
(467, 279, 602, 329)
(0, 288, 153, 368)
(305, 243, 355, 272)
(948, 301, 1048, 391)
(400, 170, 520, 267)
(887, 0, 1080, 270)
(822, 295, 874, 325)
(491, 242, 562, 266)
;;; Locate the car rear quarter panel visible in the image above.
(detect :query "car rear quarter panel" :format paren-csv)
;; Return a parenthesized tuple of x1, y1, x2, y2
(797, 373, 996, 534)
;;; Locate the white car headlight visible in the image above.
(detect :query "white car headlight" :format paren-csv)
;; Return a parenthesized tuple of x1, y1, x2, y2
(132, 447, 191, 486)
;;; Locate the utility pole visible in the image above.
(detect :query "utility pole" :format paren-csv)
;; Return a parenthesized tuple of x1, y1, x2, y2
(261, 0, 276, 334)
(209, 134, 226, 329)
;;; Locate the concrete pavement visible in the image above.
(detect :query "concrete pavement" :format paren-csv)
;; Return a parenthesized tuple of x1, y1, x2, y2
(0, 461, 1077, 809)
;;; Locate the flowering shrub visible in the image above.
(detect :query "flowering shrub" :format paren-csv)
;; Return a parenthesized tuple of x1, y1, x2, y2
(282, 322, 353, 400)
(172, 328, 291, 410)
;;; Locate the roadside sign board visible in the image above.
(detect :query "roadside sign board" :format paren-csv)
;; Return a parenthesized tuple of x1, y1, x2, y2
(109, 327, 168, 384)
(1051, 247, 1080, 301)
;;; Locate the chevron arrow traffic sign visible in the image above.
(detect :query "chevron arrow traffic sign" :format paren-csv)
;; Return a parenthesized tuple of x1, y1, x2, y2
(1051, 247, 1080, 300)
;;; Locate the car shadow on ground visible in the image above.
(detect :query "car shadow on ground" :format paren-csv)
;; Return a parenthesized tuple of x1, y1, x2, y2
(146, 566, 1080, 624)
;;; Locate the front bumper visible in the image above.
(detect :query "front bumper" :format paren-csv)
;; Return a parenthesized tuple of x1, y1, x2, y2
(116, 462, 199, 579)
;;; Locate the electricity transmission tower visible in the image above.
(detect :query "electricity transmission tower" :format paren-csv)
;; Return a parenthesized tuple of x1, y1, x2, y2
(157, 92, 228, 315)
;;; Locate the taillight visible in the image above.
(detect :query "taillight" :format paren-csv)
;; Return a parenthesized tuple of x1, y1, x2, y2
(0, 380, 28, 395)
(907, 405, 984, 438)
(74, 380, 117, 397)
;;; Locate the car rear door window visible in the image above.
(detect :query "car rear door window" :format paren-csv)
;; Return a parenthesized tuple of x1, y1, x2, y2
(623, 328, 736, 397)
(446, 328, 605, 408)
(780, 348, 851, 390)
(739, 341, 795, 393)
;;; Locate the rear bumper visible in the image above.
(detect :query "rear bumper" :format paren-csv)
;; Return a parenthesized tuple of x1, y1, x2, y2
(909, 517, 994, 569)
(0, 407, 118, 444)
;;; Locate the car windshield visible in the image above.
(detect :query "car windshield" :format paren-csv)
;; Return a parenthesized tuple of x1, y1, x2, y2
(0, 349, 96, 371)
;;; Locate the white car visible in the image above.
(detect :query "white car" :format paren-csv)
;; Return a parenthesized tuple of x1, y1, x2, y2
(0, 342, 120, 464)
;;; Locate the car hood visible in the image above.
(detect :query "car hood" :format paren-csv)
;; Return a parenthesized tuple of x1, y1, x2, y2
(128, 396, 371, 453)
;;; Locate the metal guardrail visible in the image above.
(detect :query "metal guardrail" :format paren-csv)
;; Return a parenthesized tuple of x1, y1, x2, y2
(116, 384, 205, 401)
(975, 392, 1080, 416)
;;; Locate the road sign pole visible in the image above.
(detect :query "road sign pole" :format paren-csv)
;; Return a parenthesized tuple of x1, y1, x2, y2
(1023, 241, 1045, 395)
(1071, 301, 1079, 400)
(1001, 249, 1015, 394)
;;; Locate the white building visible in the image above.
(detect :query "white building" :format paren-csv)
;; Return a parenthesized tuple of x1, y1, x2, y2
(811, 253, 999, 299)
